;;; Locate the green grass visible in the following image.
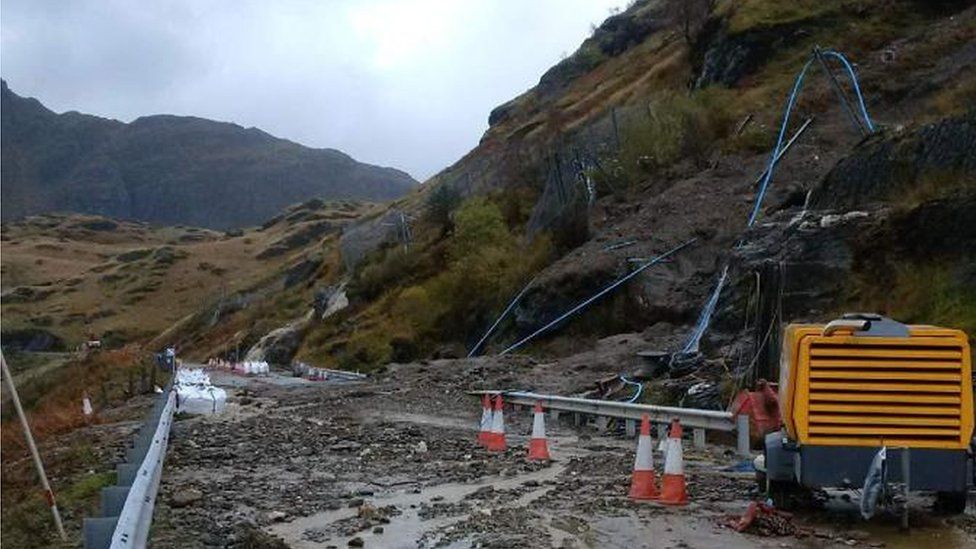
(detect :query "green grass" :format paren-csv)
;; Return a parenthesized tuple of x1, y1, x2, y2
(853, 262, 976, 338)
(1, 448, 114, 548)
(724, 0, 846, 34)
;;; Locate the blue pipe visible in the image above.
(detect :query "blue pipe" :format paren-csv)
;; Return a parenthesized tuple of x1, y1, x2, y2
(822, 50, 875, 133)
(467, 278, 535, 358)
(499, 238, 697, 356)
(619, 375, 643, 403)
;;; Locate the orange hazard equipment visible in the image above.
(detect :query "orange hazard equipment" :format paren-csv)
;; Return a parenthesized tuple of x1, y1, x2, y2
(478, 394, 492, 446)
(730, 379, 782, 441)
(628, 413, 659, 500)
(486, 394, 507, 452)
(527, 401, 551, 461)
(659, 418, 688, 505)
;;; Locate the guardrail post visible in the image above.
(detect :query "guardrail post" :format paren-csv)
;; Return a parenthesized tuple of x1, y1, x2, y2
(736, 414, 751, 457)
(656, 423, 667, 441)
(574, 413, 584, 427)
(693, 428, 706, 449)
(100, 486, 131, 517)
(84, 517, 118, 549)
(116, 463, 138, 486)
(625, 419, 636, 438)
(549, 409, 559, 423)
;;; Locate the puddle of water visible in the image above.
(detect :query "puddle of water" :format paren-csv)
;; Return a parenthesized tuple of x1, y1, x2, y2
(813, 492, 973, 549)
(269, 463, 567, 548)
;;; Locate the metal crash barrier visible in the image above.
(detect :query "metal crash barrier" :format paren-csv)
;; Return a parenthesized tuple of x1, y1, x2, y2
(84, 386, 176, 549)
(470, 390, 750, 458)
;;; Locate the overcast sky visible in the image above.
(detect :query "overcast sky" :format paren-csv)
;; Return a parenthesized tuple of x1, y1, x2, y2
(1, 0, 627, 180)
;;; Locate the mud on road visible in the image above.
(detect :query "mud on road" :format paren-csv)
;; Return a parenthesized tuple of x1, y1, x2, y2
(151, 362, 976, 548)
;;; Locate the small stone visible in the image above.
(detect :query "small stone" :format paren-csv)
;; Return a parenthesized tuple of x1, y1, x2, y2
(416, 441, 428, 453)
(348, 537, 364, 547)
(171, 488, 203, 508)
(347, 498, 365, 508)
(265, 510, 288, 522)
(372, 526, 384, 534)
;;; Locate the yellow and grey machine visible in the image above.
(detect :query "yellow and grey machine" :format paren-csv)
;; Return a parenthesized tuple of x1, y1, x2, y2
(764, 313, 974, 513)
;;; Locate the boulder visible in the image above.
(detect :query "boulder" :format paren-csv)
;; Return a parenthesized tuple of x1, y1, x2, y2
(244, 314, 312, 365)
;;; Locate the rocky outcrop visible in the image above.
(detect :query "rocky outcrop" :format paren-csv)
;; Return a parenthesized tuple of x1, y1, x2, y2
(0, 80, 416, 229)
(0, 328, 66, 352)
(538, 1, 663, 98)
(694, 20, 810, 88)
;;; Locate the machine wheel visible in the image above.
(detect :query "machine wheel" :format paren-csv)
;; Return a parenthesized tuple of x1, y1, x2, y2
(767, 480, 801, 511)
(934, 491, 967, 515)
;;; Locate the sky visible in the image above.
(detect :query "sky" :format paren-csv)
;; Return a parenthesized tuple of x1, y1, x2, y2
(1, 0, 627, 180)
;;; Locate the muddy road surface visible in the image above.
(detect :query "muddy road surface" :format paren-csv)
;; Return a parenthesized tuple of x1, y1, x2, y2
(151, 361, 976, 548)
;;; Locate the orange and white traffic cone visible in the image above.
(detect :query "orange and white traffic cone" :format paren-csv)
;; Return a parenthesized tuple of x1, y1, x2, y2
(527, 401, 551, 461)
(659, 418, 688, 505)
(628, 413, 659, 500)
(477, 394, 492, 446)
(486, 394, 507, 452)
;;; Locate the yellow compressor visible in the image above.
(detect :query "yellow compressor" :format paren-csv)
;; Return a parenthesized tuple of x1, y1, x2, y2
(763, 313, 974, 513)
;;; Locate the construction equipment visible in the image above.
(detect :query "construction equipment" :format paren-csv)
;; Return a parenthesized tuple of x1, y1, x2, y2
(763, 313, 974, 513)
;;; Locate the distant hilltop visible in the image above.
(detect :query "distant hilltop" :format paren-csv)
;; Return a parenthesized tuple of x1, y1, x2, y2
(0, 80, 416, 230)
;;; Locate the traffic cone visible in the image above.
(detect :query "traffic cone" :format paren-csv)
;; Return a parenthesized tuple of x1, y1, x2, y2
(628, 413, 659, 500)
(477, 394, 492, 446)
(527, 402, 550, 461)
(659, 418, 688, 505)
(486, 394, 507, 452)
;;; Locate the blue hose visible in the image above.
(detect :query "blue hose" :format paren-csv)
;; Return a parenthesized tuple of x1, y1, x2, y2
(499, 238, 697, 356)
(619, 375, 643, 403)
(748, 57, 815, 227)
(686, 48, 876, 356)
(822, 50, 875, 132)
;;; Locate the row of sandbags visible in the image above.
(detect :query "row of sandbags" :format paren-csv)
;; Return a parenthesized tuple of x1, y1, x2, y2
(206, 358, 270, 376)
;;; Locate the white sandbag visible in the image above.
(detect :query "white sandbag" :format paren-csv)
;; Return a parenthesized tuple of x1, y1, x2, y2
(175, 368, 227, 415)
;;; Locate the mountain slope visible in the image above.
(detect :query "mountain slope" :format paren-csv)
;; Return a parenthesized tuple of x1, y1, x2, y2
(0, 80, 416, 229)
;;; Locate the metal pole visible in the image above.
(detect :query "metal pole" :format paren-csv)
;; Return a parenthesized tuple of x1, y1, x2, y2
(0, 351, 68, 541)
(751, 117, 814, 188)
(611, 107, 620, 150)
(736, 414, 751, 458)
(901, 448, 911, 531)
(813, 46, 867, 136)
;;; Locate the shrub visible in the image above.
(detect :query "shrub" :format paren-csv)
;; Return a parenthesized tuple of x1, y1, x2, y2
(607, 88, 737, 189)
(349, 246, 424, 301)
(449, 198, 514, 261)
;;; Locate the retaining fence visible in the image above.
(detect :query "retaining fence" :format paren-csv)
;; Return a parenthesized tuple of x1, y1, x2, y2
(84, 385, 176, 549)
(470, 390, 750, 458)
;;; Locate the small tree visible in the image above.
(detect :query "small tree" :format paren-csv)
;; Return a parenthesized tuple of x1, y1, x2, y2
(426, 184, 462, 234)
(666, 0, 715, 46)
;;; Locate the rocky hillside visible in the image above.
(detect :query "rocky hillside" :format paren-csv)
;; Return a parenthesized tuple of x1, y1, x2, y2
(0, 80, 416, 229)
(256, 0, 972, 375)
